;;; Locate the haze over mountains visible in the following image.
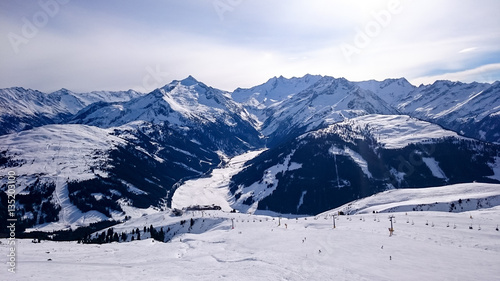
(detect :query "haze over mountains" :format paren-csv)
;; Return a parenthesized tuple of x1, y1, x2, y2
(1, 74, 499, 231)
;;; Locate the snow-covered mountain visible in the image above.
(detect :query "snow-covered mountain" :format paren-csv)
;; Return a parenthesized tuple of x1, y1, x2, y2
(2, 74, 500, 232)
(232, 74, 322, 125)
(332, 182, 500, 215)
(355, 77, 416, 106)
(70, 76, 263, 156)
(0, 87, 143, 136)
(0, 122, 222, 231)
(354, 78, 500, 143)
(50, 88, 143, 115)
(261, 76, 399, 146)
(229, 114, 500, 215)
(397, 80, 500, 143)
(0, 76, 265, 231)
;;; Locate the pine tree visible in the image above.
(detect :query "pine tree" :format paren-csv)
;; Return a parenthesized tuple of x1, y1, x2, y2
(107, 228, 114, 238)
(158, 227, 165, 242)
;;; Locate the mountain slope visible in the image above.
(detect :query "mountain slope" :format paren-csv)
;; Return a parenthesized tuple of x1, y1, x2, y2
(2, 74, 500, 231)
(70, 76, 263, 156)
(332, 182, 500, 215)
(0, 87, 143, 136)
(0, 123, 221, 231)
(261, 77, 399, 146)
(5, 182, 500, 280)
(229, 115, 500, 215)
(395, 80, 500, 143)
(232, 74, 322, 125)
(355, 78, 416, 106)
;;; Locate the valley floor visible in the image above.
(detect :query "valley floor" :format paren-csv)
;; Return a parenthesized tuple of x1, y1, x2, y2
(2, 206, 500, 281)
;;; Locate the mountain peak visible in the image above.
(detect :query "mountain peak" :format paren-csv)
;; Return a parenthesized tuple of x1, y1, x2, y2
(180, 75, 200, 86)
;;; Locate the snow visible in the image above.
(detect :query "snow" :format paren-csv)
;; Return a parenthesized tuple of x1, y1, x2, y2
(0, 87, 143, 122)
(434, 90, 484, 119)
(355, 78, 415, 106)
(3, 183, 500, 280)
(345, 147, 372, 178)
(332, 182, 500, 215)
(71, 77, 259, 133)
(329, 145, 372, 178)
(398, 80, 500, 126)
(347, 114, 463, 149)
(232, 75, 322, 123)
(172, 150, 265, 212)
(0, 125, 131, 231)
(297, 190, 307, 212)
(488, 157, 500, 181)
(231, 150, 302, 213)
(422, 157, 448, 180)
(261, 77, 398, 137)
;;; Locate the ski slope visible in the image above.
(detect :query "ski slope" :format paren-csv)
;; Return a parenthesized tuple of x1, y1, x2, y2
(171, 150, 264, 211)
(332, 182, 500, 215)
(3, 183, 500, 280)
(341, 114, 464, 149)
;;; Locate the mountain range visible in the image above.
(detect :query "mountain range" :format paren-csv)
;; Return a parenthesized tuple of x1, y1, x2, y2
(1, 74, 499, 232)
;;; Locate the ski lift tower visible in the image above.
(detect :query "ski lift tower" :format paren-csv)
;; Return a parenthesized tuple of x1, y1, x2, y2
(388, 215, 395, 236)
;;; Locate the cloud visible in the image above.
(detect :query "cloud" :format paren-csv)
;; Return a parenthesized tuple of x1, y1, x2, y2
(410, 63, 500, 85)
(459, 47, 478, 54)
(1, 0, 499, 92)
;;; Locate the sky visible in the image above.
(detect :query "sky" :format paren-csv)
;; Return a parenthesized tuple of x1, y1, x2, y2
(1, 0, 499, 93)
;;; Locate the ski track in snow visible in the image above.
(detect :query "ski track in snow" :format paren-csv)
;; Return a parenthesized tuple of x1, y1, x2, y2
(3, 195, 500, 280)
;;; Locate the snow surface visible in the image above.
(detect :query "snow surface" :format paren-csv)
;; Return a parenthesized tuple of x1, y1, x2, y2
(422, 157, 448, 180)
(332, 182, 500, 215)
(398, 80, 500, 124)
(261, 78, 398, 137)
(172, 150, 265, 212)
(342, 114, 463, 149)
(0, 125, 128, 231)
(3, 183, 500, 280)
(0, 87, 143, 120)
(488, 157, 500, 181)
(355, 78, 415, 106)
(231, 150, 300, 213)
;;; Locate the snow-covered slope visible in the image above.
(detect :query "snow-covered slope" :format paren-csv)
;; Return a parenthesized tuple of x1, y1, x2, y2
(395, 80, 500, 143)
(0, 122, 222, 231)
(232, 74, 322, 125)
(0, 87, 72, 135)
(230, 114, 500, 215)
(0, 87, 143, 136)
(172, 150, 265, 212)
(317, 114, 463, 149)
(4, 183, 500, 280)
(0, 125, 127, 229)
(355, 77, 416, 106)
(70, 76, 263, 155)
(261, 76, 399, 146)
(3, 75, 500, 232)
(333, 182, 500, 215)
(398, 81, 496, 122)
(49, 88, 143, 115)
